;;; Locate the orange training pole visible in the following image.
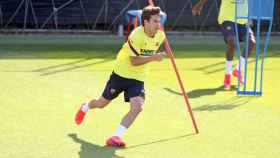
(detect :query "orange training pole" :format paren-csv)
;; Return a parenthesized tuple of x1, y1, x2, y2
(125, 19, 131, 41)
(134, 16, 139, 29)
(149, 0, 199, 134)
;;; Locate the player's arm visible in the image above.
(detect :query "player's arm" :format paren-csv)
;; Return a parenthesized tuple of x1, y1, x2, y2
(130, 54, 163, 66)
(128, 32, 164, 66)
(130, 45, 166, 66)
(128, 39, 163, 66)
(192, 0, 208, 15)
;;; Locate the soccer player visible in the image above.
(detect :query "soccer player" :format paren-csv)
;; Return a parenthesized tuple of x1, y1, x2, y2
(192, 0, 256, 89)
(74, 6, 166, 147)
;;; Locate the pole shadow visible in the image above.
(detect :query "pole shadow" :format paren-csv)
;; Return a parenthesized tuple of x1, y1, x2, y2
(125, 133, 195, 149)
(164, 85, 236, 99)
(193, 96, 252, 112)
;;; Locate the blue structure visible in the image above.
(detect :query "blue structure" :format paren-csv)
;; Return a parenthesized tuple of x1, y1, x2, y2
(235, 0, 275, 96)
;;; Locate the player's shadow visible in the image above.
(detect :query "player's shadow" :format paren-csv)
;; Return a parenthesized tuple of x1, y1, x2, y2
(68, 133, 124, 158)
(164, 85, 236, 99)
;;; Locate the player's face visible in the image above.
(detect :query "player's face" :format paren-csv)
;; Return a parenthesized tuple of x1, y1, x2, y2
(146, 15, 161, 34)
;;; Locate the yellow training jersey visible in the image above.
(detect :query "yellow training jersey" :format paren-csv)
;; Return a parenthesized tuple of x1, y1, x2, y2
(113, 26, 165, 82)
(218, 0, 248, 25)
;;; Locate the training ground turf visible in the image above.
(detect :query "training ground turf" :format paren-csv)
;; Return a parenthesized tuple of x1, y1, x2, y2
(0, 35, 279, 158)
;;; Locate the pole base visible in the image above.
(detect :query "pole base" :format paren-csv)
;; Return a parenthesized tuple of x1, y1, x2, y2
(237, 90, 262, 96)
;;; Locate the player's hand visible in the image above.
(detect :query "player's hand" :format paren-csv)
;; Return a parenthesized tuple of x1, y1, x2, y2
(152, 53, 164, 61)
(192, 3, 203, 16)
(157, 51, 167, 57)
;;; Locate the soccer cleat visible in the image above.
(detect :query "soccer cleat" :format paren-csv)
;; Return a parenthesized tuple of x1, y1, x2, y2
(224, 74, 231, 90)
(233, 68, 244, 84)
(106, 136, 126, 147)
(75, 103, 87, 125)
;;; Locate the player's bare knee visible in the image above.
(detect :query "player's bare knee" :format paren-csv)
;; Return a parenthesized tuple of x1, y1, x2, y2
(130, 99, 143, 113)
(131, 104, 143, 114)
(245, 40, 256, 56)
(227, 38, 235, 49)
(249, 40, 256, 50)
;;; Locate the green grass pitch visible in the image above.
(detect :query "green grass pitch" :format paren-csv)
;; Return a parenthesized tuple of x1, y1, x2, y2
(0, 35, 279, 158)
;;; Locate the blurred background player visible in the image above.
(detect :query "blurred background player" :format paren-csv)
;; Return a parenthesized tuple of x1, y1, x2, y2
(74, 6, 166, 147)
(192, 0, 256, 89)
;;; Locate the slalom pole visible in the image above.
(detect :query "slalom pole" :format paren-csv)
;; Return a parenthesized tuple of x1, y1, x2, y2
(149, 0, 199, 134)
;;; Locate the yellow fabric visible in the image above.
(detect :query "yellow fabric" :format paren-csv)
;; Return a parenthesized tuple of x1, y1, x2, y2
(113, 26, 165, 81)
(218, 0, 248, 25)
